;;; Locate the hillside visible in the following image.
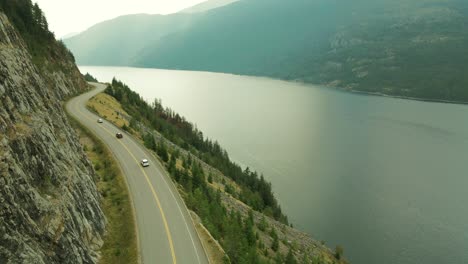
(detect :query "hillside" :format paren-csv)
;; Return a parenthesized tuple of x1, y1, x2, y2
(179, 0, 239, 13)
(0, 1, 106, 262)
(87, 79, 348, 263)
(65, 0, 468, 101)
(64, 13, 197, 66)
(63, 0, 240, 65)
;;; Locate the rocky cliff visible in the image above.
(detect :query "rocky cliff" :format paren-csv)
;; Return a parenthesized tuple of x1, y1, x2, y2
(0, 12, 106, 263)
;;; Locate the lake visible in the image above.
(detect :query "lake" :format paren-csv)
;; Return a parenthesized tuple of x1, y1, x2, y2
(80, 66, 468, 264)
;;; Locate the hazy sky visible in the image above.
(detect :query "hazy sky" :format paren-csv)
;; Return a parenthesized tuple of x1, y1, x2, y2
(32, 0, 207, 38)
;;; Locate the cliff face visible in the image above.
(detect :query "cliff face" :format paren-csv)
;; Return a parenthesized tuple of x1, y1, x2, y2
(0, 12, 106, 263)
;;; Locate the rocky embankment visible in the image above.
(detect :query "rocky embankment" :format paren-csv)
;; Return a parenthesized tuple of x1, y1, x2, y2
(0, 13, 106, 263)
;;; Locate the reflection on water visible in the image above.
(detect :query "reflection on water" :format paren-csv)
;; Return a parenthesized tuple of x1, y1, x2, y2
(81, 66, 468, 264)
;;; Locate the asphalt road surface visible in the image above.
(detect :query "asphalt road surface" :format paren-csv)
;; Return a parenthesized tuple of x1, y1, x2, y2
(66, 83, 209, 264)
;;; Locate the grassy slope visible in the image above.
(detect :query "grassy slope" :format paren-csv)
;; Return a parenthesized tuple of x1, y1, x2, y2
(87, 90, 347, 264)
(67, 113, 138, 264)
(87, 93, 130, 128)
(87, 93, 226, 263)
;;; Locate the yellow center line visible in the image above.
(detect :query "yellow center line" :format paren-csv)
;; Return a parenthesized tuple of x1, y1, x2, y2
(75, 102, 177, 264)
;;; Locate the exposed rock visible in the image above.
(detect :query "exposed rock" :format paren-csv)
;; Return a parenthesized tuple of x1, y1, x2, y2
(0, 13, 106, 263)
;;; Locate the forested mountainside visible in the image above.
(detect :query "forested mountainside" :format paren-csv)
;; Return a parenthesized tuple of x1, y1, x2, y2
(66, 0, 468, 101)
(179, 0, 239, 13)
(0, 1, 106, 262)
(87, 78, 348, 263)
(64, 13, 197, 66)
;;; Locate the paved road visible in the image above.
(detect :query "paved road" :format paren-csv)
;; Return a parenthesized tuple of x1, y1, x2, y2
(66, 83, 209, 264)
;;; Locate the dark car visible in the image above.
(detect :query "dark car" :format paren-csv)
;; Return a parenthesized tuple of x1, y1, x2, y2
(116, 132, 123, 139)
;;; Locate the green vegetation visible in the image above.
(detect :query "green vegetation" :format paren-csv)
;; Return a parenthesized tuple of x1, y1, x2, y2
(0, 0, 76, 68)
(83, 72, 98, 82)
(285, 248, 298, 264)
(105, 78, 288, 223)
(335, 245, 344, 260)
(89, 80, 347, 263)
(104, 79, 298, 263)
(67, 114, 138, 264)
(270, 228, 279, 252)
(144, 115, 272, 263)
(133, 0, 468, 102)
(66, 0, 468, 101)
(63, 13, 195, 66)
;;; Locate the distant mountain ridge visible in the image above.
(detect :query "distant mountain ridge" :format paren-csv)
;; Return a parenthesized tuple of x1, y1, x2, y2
(65, 13, 197, 66)
(61, 31, 79, 39)
(63, 0, 238, 65)
(179, 0, 239, 13)
(65, 0, 468, 101)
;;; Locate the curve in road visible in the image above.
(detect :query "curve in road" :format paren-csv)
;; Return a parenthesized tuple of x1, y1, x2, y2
(66, 83, 209, 264)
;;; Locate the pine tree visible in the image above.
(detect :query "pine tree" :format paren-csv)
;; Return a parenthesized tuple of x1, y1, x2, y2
(285, 248, 297, 264)
(270, 228, 279, 252)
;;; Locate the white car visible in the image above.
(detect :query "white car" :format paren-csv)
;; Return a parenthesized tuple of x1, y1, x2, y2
(141, 159, 149, 167)
(97, 118, 103, 123)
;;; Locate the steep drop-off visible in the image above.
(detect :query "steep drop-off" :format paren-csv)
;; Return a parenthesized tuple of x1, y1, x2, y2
(0, 11, 106, 263)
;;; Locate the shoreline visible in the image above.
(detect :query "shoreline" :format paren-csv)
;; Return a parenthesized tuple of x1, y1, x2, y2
(79, 65, 468, 106)
(344, 88, 468, 106)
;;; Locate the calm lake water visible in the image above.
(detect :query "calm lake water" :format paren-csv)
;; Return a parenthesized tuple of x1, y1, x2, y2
(80, 66, 468, 264)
